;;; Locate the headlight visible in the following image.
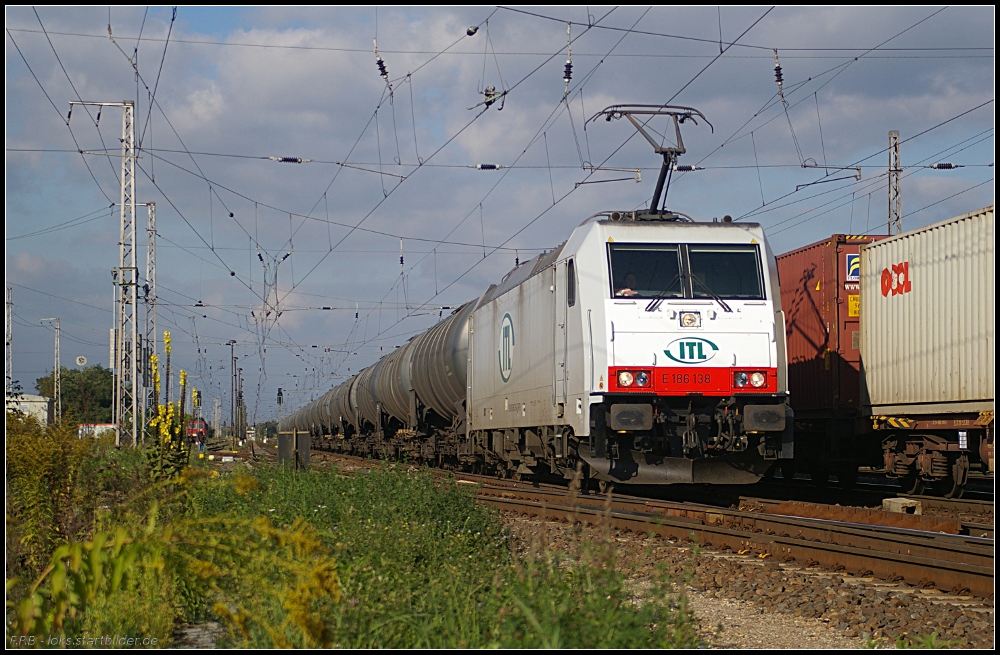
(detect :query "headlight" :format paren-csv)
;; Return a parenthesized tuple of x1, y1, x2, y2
(680, 311, 701, 328)
(750, 372, 766, 388)
(733, 372, 748, 388)
(618, 371, 634, 387)
(635, 371, 650, 387)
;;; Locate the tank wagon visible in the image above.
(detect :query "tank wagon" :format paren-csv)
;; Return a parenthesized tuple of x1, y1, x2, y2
(860, 206, 994, 497)
(281, 212, 793, 488)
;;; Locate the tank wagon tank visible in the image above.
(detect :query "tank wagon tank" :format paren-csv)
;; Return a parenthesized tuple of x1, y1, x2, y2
(859, 206, 994, 497)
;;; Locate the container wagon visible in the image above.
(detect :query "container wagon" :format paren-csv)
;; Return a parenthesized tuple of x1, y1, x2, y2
(777, 233, 889, 484)
(860, 206, 994, 497)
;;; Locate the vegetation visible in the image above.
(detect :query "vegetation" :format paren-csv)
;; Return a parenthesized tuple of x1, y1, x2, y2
(6, 421, 700, 648)
(34, 365, 114, 424)
(8, 343, 699, 648)
(182, 463, 700, 648)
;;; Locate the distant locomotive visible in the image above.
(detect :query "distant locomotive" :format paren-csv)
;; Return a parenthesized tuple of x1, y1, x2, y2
(778, 206, 994, 497)
(281, 105, 794, 488)
(186, 419, 208, 440)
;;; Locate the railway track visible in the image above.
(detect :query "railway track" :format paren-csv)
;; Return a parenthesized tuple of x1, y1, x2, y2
(261, 452, 994, 597)
(460, 476, 994, 599)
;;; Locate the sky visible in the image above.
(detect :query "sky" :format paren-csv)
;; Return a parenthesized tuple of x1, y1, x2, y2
(5, 6, 995, 424)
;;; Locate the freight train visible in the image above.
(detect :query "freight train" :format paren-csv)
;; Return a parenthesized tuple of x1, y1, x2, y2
(778, 206, 995, 497)
(282, 105, 796, 488)
(281, 210, 795, 488)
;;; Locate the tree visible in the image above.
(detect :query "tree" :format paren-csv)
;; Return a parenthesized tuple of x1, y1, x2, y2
(35, 365, 114, 424)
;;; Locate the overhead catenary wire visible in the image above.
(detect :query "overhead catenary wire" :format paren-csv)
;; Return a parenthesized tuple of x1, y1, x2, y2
(7, 8, 991, 417)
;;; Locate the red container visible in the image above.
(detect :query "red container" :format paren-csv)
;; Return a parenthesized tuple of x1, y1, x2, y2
(777, 234, 887, 417)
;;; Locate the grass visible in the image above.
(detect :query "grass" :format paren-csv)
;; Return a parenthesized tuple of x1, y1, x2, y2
(185, 461, 701, 648)
(6, 413, 700, 648)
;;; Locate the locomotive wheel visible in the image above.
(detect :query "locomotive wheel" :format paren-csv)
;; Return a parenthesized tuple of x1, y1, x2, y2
(778, 461, 797, 481)
(900, 470, 925, 496)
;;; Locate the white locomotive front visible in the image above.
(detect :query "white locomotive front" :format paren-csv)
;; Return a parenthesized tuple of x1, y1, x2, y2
(467, 212, 793, 486)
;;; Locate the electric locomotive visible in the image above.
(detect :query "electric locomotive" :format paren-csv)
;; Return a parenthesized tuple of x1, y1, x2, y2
(465, 211, 793, 487)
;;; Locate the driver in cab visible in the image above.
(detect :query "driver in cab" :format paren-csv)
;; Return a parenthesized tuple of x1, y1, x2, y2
(615, 272, 639, 297)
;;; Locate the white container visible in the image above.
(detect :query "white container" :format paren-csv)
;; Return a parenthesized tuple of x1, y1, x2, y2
(859, 206, 994, 415)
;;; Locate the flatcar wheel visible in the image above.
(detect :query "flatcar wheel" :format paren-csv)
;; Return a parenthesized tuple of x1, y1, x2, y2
(809, 464, 830, 488)
(779, 461, 797, 481)
(938, 459, 966, 499)
(598, 480, 614, 495)
(836, 466, 858, 489)
(900, 471, 924, 496)
(938, 475, 965, 499)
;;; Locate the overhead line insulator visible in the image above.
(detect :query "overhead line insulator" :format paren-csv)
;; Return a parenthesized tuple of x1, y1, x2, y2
(268, 156, 310, 164)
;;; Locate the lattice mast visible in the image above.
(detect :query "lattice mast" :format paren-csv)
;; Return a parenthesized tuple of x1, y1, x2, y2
(888, 130, 902, 235)
(40, 317, 61, 422)
(143, 202, 157, 441)
(5, 285, 12, 397)
(72, 100, 137, 446)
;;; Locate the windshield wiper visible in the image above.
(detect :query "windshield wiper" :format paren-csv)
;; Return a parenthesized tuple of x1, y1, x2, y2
(690, 275, 733, 313)
(644, 273, 682, 312)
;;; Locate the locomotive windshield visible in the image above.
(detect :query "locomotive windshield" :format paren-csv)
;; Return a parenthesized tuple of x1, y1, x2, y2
(609, 243, 764, 300)
(689, 245, 764, 299)
(609, 244, 682, 298)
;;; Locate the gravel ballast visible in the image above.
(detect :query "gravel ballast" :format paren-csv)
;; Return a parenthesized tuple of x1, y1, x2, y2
(502, 512, 994, 649)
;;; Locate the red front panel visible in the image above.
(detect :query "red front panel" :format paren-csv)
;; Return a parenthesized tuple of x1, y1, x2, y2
(608, 366, 778, 395)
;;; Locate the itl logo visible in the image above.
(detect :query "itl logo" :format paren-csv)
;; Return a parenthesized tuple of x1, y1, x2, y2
(664, 337, 719, 364)
(498, 312, 515, 382)
(880, 262, 912, 297)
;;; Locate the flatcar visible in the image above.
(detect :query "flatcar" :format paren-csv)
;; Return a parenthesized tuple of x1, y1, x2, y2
(778, 206, 994, 497)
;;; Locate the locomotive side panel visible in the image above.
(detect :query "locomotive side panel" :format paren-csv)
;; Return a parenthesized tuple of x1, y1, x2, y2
(470, 265, 560, 431)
